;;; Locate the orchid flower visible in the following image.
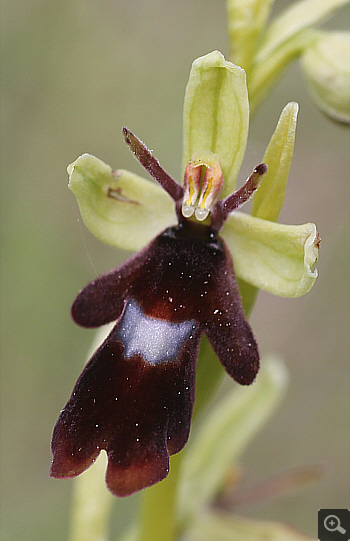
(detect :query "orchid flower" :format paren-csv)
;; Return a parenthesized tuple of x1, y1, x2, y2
(50, 51, 319, 498)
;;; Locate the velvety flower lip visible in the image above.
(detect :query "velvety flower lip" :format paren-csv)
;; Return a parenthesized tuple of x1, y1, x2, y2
(50, 216, 261, 497)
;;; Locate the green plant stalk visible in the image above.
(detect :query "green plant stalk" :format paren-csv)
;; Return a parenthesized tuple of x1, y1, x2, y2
(69, 451, 114, 541)
(138, 450, 183, 541)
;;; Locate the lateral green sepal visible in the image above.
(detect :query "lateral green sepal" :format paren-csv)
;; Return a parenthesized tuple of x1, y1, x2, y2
(68, 153, 175, 251)
(222, 212, 319, 297)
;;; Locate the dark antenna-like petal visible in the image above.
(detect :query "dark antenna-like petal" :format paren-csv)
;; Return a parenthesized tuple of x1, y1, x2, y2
(212, 164, 267, 231)
(123, 127, 184, 202)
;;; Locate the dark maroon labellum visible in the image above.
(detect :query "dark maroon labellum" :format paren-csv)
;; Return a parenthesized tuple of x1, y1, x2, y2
(51, 129, 264, 497)
(51, 221, 259, 496)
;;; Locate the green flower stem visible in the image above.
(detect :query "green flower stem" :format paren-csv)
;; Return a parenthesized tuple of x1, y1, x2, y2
(193, 337, 225, 418)
(138, 450, 184, 541)
(69, 452, 114, 541)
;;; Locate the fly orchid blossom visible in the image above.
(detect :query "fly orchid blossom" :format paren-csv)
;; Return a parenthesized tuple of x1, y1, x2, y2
(50, 51, 319, 498)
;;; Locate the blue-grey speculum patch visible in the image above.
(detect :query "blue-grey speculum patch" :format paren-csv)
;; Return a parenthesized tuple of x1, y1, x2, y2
(117, 299, 196, 365)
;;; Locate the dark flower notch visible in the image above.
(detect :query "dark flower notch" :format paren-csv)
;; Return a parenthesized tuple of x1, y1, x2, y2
(51, 52, 319, 497)
(51, 128, 266, 497)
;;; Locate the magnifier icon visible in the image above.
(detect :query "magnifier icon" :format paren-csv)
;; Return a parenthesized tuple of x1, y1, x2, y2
(324, 514, 346, 534)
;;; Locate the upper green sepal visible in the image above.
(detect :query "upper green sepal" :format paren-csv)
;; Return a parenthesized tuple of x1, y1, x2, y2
(182, 51, 249, 196)
(222, 212, 319, 297)
(301, 31, 350, 124)
(68, 153, 175, 252)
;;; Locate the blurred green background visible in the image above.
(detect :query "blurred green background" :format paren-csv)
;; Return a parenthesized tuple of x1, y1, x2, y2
(1, 0, 349, 540)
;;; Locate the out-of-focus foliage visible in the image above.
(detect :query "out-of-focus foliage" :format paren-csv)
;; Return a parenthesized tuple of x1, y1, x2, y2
(301, 31, 350, 123)
(227, 0, 350, 118)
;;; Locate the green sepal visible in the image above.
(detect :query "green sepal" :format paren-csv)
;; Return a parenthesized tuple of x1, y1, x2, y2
(182, 51, 249, 196)
(67, 154, 175, 251)
(301, 31, 350, 124)
(240, 102, 299, 308)
(222, 212, 319, 297)
(179, 356, 288, 520)
(252, 102, 299, 221)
